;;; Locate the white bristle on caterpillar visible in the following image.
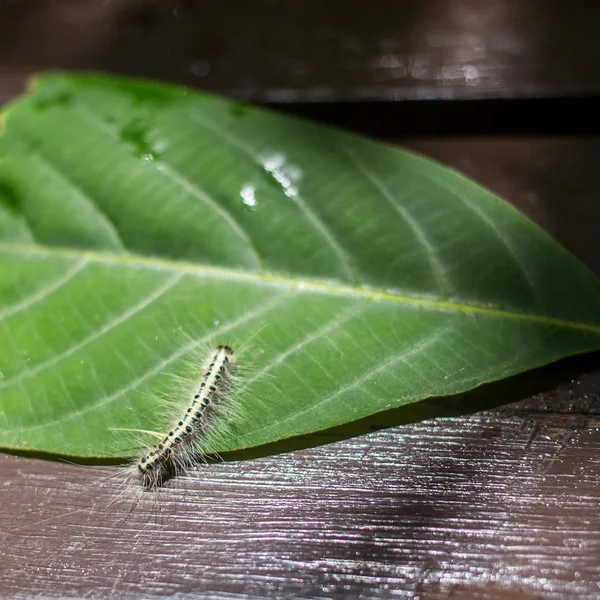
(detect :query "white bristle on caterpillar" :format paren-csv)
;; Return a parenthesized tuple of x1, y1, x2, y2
(136, 344, 236, 489)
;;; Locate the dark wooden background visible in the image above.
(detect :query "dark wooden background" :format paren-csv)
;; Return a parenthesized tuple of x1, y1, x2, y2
(1, 1, 600, 598)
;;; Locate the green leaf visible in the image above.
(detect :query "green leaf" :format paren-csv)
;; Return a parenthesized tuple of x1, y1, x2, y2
(0, 73, 599, 459)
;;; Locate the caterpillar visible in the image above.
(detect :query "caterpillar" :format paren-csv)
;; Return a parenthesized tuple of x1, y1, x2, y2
(136, 344, 236, 489)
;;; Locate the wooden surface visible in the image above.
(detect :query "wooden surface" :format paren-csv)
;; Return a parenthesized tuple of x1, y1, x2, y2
(2, 1, 600, 598)
(1, 0, 600, 104)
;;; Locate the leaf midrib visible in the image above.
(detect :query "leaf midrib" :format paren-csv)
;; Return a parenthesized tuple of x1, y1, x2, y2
(2, 241, 600, 335)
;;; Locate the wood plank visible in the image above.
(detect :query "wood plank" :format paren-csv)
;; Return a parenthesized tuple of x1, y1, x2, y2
(1, 0, 600, 103)
(1, 136, 599, 599)
(2, 376, 600, 599)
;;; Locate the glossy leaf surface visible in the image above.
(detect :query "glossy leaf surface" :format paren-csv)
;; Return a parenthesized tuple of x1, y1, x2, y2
(0, 73, 599, 458)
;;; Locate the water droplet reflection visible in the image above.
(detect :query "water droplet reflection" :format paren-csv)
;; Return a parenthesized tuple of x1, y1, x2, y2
(261, 153, 301, 199)
(240, 185, 258, 210)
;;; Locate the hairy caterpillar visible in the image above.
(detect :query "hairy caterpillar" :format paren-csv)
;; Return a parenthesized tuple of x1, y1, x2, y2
(135, 344, 236, 489)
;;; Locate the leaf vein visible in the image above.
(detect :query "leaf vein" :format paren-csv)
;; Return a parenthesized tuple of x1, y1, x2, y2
(187, 112, 359, 284)
(26, 150, 126, 250)
(244, 315, 460, 437)
(11, 290, 292, 433)
(241, 299, 372, 390)
(341, 146, 451, 298)
(1, 242, 599, 335)
(0, 259, 87, 321)
(74, 106, 264, 272)
(411, 162, 541, 310)
(0, 272, 183, 389)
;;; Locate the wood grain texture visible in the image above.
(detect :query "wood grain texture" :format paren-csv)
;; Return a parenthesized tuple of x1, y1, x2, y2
(1, 136, 600, 598)
(1, 0, 600, 103)
(1, 373, 600, 599)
